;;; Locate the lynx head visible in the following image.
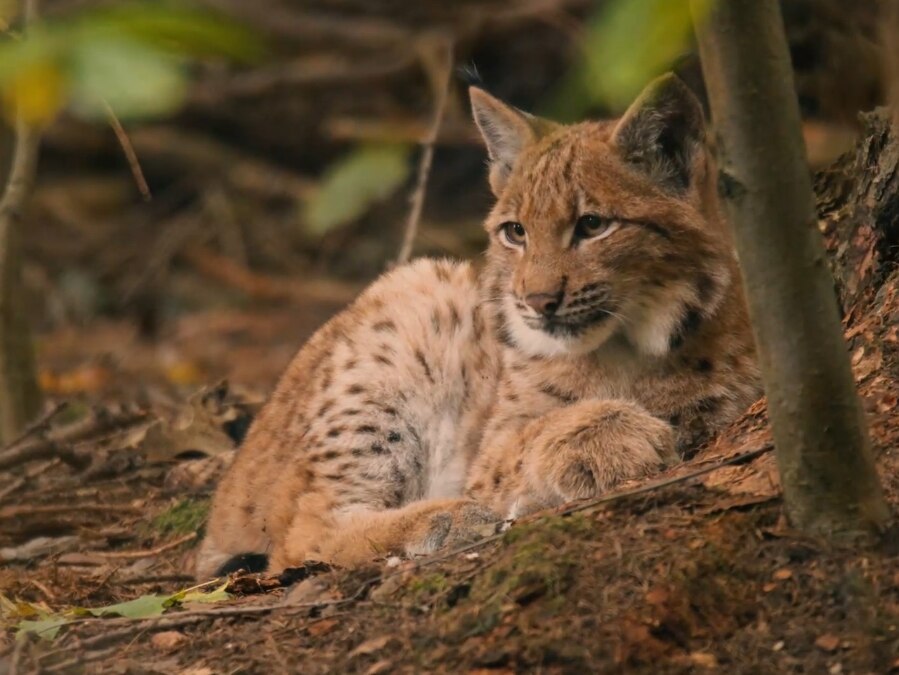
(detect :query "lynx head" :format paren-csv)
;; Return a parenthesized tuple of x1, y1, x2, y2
(470, 74, 732, 358)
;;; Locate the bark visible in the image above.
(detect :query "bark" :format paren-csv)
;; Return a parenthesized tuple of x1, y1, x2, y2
(692, 0, 890, 539)
(0, 1, 43, 443)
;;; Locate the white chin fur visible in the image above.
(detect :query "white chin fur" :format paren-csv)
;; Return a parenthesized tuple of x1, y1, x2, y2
(621, 281, 700, 357)
(502, 298, 617, 358)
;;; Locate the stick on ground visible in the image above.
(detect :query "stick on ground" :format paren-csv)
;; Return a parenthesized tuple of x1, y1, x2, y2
(395, 35, 455, 265)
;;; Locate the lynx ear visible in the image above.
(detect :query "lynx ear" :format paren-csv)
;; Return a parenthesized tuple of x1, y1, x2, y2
(611, 74, 705, 193)
(469, 87, 552, 194)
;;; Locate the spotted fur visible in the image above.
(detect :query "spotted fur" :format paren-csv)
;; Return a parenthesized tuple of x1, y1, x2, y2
(195, 75, 760, 578)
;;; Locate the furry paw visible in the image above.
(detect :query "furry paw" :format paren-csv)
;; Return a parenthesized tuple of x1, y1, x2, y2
(406, 501, 500, 556)
(528, 400, 676, 503)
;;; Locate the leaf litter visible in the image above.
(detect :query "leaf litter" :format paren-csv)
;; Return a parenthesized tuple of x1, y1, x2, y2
(4, 580, 230, 641)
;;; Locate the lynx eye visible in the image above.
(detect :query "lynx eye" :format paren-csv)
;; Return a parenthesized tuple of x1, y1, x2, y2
(574, 214, 619, 241)
(500, 221, 527, 247)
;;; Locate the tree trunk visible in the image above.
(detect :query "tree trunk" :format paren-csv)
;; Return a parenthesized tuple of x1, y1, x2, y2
(0, 2, 43, 444)
(692, 0, 890, 539)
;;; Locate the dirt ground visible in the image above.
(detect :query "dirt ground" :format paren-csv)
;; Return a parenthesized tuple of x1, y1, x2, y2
(3, 113, 899, 673)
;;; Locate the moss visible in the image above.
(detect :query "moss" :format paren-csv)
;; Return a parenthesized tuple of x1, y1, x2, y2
(454, 602, 503, 639)
(468, 514, 591, 612)
(501, 512, 594, 547)
(54, 400, 92, 426)
(150, 498, 209, 539)
(406, 572, 449, 603)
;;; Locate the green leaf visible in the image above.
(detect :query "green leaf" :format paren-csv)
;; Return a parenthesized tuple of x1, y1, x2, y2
(0, 1, 262, 123)
(87, 594, 171, 619)
(590, 0, 711, 108)
(175, 581, 230, 605)
(16, 616, 71, 641)
(69, 37, 186, 120)
(77, 2, 263, 62)
(9, 580, 230, 642)
(546, 0, 715, 116)
(303, 144, 411, 235)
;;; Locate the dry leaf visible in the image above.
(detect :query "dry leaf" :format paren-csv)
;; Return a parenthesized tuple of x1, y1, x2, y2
(306, 618, 339, 637)
(152, 630, 187, 652)
(689, 652, 719, 668)
(165, 361, 204, 386)
(644, 588, 669, 606)
(350, 635, 398, 657)
(814, 633, 840, 652)
(179, 668, 214, 675)
(365, 660, 394, 675)
(284, 577, 336, 605)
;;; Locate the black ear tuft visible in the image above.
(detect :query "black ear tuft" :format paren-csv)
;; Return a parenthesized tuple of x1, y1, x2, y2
(611, 74, 705, 193)
(457, 63, 484, 88)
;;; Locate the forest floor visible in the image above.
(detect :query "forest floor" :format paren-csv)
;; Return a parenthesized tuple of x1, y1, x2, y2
(3, 125, 899, 673)
(0, 256, 897, 674)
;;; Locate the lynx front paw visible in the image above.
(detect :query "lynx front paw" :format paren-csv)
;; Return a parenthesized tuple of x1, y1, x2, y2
(405, 501, 500, 557)
(527, 400, 676, 503)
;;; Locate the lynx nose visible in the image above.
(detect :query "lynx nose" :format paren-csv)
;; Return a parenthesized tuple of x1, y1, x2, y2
(525, 292, 563, 317)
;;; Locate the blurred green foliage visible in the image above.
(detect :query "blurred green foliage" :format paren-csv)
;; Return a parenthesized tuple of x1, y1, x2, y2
(0, 1, 262, 124)
(303, 144, 412, 235)
(547, 0, 713, 118)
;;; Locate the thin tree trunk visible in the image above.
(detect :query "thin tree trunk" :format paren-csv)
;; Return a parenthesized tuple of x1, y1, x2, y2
(0, 0, 43, 443)
(691, 0, 890, 539)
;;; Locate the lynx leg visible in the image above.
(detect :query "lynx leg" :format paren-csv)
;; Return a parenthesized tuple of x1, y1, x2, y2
(477, 399, 676, 519)
(526, 400, 676, 505)
(272, 499, 499, 570)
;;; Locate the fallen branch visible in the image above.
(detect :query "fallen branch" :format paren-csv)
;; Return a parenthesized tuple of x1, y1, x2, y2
(86, 532, 197, 560)
(181, 245, 360, 305)
(0, 475, 25, 502)
(409, 443, 776, 569)
(0, 407, 150, 471)
(126, 126, 316, 201)
(0, 503, 142, 520)
(2, 401, 69, 448)
(396, 35, 454, 265)
(191, 51, 420, 103)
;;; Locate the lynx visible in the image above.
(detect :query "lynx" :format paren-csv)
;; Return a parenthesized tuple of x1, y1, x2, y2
(195, 74, 761, 579)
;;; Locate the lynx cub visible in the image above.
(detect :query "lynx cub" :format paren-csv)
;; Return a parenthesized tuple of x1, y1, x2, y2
(196, 74, 760, 578)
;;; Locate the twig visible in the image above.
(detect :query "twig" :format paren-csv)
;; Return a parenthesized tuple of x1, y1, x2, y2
(547, 443, 774, 518)
(28, 578, 56, 601)
(191, 52, 419, 103)
(8, 636, 23, 675)
(397, 444, 776, 569)
(396, 35, 455, 265)
(86, 532, 197, 560)
(123, 126, 316, 200)
(2, 401, 68, 449)
(43, 646, 120, 674)
(0, 475, 24, 501)
(181, 245, 359, 305)
(102, 99, 151, 201)
(116, 574, 196, 586)
(0, 503, 142, 519)
(0, 407, 150, 471)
